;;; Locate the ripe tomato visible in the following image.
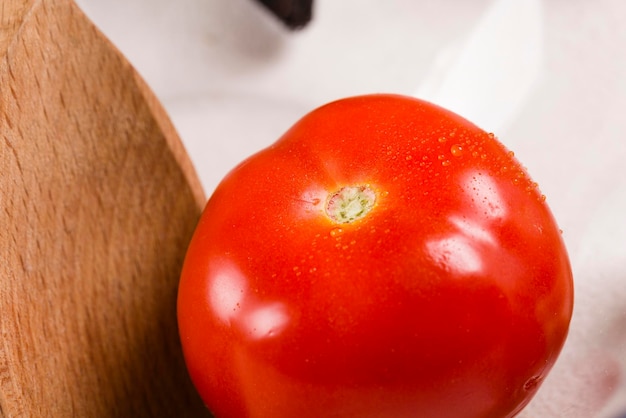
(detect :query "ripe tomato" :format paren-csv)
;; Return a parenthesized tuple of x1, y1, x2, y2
(177, 94, 573, 417)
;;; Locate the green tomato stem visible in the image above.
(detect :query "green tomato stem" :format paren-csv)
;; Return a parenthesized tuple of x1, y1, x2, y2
(325, 185, 376, 224)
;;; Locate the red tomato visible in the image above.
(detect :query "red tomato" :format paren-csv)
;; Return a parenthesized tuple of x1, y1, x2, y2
(177, 94, 573, 417)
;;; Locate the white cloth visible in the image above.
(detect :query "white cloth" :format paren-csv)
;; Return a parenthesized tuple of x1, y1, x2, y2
(76, 0, 626, 416)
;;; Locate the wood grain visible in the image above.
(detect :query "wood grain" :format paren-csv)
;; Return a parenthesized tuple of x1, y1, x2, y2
(1, 0, 211, 416)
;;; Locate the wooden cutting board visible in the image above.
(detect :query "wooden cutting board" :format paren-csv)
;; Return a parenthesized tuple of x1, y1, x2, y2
(1, 0, 211, 416)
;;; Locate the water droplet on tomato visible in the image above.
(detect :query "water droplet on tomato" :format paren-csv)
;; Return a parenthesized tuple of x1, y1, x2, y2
(441, 160, 451, 167)
(330, 228, 343, 237)
(450, 144, 464, 157)
(438, 136, 447, 143)
(523, 376, 542, 391)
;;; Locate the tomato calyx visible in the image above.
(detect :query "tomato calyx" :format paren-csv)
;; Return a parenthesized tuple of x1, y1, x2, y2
(325, 185, 376, 224)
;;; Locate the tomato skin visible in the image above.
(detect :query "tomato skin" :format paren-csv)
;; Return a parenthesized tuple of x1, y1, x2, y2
(177, 94, 573, 417)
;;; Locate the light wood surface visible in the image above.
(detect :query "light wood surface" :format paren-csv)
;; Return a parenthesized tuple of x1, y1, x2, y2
(1, 0, 211, 415)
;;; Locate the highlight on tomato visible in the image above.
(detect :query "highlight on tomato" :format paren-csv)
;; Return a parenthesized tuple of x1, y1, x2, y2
(177, 94, 574, 418)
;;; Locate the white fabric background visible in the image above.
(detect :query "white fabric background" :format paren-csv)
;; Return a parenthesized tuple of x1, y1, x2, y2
(75, 0, 626, 416)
